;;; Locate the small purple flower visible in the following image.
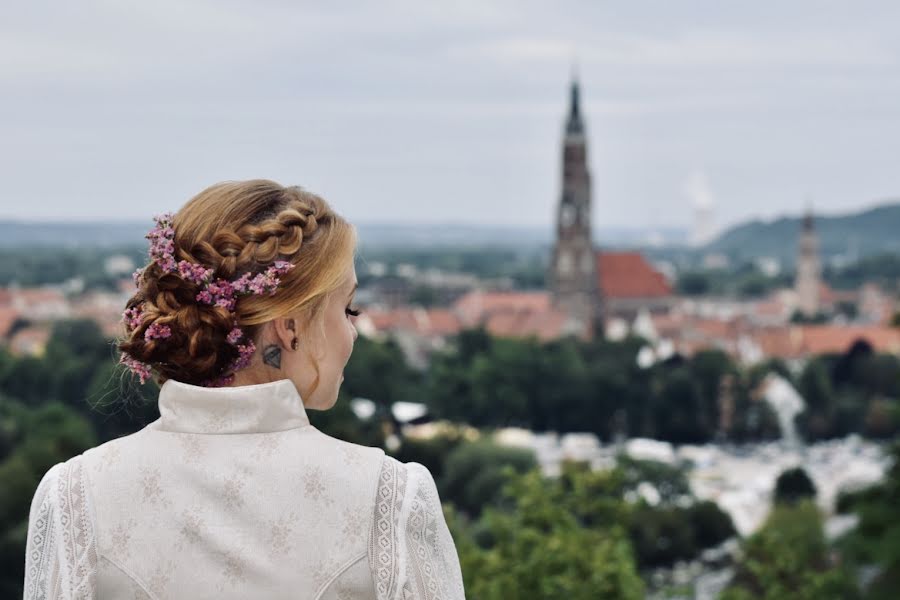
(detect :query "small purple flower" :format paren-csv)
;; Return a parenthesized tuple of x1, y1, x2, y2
(177, 260, 213, 285)
(229, 341, 256, 371)
(226, 327, 244, 345)
(123, 305, 144, 330)
(135, 213, 298, 387)
(215, 297, 236, 310)
(120, 353, 152, 384)
(144, 322, 172, 341)
(204, 373, 235, 387)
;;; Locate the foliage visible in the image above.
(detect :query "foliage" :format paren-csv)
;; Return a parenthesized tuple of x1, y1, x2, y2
(0, 316, 896, 597)
(0, 400, 96, 596)
(427, 330, 763, 444)
(307, 391, 385, 448)
(0, 246, 144, 289)
(773, 467, 817, 505)
(722, 501, 860, 600)
(453, 468, 645, 599)
(797, 346, 900, 441)
(836, 442, 900, 599)
(438, 440, 536, 516)
(391, 429, 467, 484)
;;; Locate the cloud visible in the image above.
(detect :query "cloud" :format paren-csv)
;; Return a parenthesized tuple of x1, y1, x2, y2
(0, 1, 898, 228)
(451, 31, 895, 69)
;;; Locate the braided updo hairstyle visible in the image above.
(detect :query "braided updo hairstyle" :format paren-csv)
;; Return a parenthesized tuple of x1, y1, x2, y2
(118, 180, 356, 386)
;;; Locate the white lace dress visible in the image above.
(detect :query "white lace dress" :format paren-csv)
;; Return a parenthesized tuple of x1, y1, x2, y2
(23, 379, 465, 600)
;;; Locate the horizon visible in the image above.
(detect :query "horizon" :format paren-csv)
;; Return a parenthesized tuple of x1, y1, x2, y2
(2, 196, 898, 231)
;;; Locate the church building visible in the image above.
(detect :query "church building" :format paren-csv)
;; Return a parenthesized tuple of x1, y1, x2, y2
(449, 78, 674, 342)
(548, 78, 673, 336)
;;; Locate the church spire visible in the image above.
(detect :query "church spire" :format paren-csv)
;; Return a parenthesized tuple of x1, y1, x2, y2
(566, 77, 584, 135)
(550, 74, 597, 337)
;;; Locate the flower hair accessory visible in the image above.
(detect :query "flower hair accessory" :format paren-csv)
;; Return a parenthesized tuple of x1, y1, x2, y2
(120, 213, 295, 386)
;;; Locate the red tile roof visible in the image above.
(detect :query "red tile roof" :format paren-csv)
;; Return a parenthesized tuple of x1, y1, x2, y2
(359, 307, 462, 338)
(424, 309, 463, 336)
(800, 325, 900, 355)
(453, 291, 552, 326)
(753, 325, 900, 359)
(596, 252, 672, 299)
(0, 307, 20, 339)
(484, 308, 575, 342)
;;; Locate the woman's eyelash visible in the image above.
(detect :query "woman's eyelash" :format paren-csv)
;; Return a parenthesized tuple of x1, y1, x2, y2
(346, 307, 361, 317)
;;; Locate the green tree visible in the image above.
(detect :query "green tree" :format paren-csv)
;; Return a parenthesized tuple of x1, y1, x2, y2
(439, 440, 536, 516)
(722, 501, 859, 600)
(677, 271, 711, 296)
(836, 442, 900, 599)
(774, 467, 817, 505)
(456, 468, 644, 599)
(797, 358, 837, 440)
(0, 400, 96, 597)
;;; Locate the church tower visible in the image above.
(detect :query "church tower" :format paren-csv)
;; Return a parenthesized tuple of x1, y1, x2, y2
(548, 78, 600, 333)
(795, 208, 821, 318)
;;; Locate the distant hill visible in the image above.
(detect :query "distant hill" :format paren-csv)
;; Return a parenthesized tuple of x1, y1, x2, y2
(705, 202, 900, 265)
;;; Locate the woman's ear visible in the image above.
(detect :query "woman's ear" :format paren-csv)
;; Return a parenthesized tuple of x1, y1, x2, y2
(271, 317, 296, 350)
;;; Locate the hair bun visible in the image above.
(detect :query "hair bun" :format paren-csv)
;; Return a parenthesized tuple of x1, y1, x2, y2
(117, 180, 355, 387)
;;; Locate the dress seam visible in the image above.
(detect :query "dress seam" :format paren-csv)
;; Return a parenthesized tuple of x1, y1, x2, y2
(313, 551, 368, 600)
(99, 553, 156, 599)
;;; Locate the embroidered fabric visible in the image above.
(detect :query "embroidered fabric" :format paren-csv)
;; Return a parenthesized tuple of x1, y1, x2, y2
(368, 457, 465, 600)
(24, 457, 98, 600)
(23, 445, 464, 599)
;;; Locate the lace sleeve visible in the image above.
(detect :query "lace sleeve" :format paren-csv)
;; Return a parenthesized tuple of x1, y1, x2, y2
(23, 457, 98, 600)
(368, 457, 465, 600)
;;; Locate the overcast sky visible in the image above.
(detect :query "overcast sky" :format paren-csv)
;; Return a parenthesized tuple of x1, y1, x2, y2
(2, 1, 899, 233)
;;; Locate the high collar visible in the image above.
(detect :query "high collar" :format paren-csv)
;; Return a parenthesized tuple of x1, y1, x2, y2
(154, 378, 310, 434)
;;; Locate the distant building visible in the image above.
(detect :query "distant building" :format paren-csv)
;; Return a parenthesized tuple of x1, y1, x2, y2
(596, 252, 673, 321)
(795, 208, 822, 317)
(686, 170, 717, 247)
(8, 326, 51, 356)
(547, 77, 673, 334)
(547, 77, 601, 335)
(751, 324, 900, 361)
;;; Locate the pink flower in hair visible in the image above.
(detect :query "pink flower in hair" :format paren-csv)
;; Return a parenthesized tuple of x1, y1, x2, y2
(226, 327, 244, 345)
(134, 214, 296, 386)
(229, 341, 257, 371)
(177, 260, 213, 285)
(205, 373, 235, 387)
(123, 305, 144, 330)
(120, 352, 152, 384)
(145, 322, 172, 341)
(147, 213, 178, 274)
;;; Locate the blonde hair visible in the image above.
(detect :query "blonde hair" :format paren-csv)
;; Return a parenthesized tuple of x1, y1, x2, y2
(118, 179, 356, 385)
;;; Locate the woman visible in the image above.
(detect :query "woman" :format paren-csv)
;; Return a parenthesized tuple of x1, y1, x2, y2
(23, 180, 465, 599)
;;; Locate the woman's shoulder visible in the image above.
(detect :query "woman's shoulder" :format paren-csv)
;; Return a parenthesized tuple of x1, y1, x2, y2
(304, 426, 387, 471)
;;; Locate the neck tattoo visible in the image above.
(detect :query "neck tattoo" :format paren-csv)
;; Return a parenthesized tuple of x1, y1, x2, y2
(263, 345, 282, 369)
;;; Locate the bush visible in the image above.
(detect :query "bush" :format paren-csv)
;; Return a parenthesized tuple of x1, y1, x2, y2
(722, 501, 859, 600)
(688, 500, 737, 549)
(774, 466, 817, 505)
(439, 440, 536, 516)
(456, 469, 644, 599)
